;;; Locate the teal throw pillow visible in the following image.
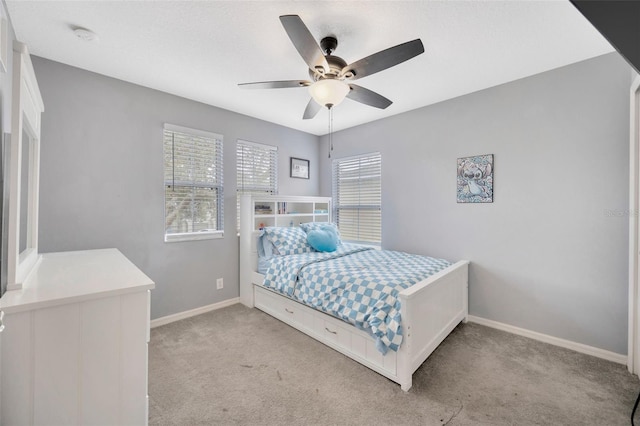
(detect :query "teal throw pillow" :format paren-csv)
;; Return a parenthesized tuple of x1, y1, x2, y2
(307, 225, 339, 252)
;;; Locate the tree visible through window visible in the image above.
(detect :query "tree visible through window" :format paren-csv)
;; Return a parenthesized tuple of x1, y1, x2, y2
(332, 153, 382, 245)
(163, 124, 224, 242)
(236, 140, 277, 229)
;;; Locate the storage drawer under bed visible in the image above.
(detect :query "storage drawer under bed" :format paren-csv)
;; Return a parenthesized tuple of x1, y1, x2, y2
(253, 285, 397, 375)
(254, 285, 315, 332)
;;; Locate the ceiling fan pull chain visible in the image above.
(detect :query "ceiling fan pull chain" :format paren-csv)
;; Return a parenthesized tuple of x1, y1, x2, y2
(330, 107, 334, 153)
(328, 107, 332, 158)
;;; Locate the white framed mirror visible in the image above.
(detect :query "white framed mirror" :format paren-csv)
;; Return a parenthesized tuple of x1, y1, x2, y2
(7, 42, 43, 290)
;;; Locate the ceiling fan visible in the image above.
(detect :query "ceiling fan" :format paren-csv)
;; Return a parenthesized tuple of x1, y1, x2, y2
(238, 15, 425, 120)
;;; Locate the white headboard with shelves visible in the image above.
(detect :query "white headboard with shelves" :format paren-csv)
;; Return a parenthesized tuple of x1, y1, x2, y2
(239, 194, 332, 307)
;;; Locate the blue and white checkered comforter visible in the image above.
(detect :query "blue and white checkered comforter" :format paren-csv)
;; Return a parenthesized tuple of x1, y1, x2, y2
(263, 244, 451, 354)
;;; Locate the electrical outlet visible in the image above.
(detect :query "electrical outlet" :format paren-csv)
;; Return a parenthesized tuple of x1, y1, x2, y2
(216, 278, 223, 290)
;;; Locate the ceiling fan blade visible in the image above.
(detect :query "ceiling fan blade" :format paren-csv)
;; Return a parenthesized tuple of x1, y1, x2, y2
(280, 15, 330, 73)
(342, 39, 424, 81)
(303, 98, 321, 119)
(346, 84, 393, 109)
(238, 80, 312, 89)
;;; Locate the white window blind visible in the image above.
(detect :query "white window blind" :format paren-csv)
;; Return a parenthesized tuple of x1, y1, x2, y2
(164, 124, 224, 242)
(332, 152, 382, 245)
(236, 140, 277, 229)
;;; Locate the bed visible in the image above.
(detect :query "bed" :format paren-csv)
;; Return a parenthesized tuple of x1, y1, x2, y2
(239, 195, 469, 391)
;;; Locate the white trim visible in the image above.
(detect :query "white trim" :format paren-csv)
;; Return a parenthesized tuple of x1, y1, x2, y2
(7, 42, 44, 289)
(150, 297, 239, 328)
(248, 194, 330, 204)
(164, 230, 223, 243)
(163, 123, 222, 141)
(468, 315, 627, 365)
(630, 74, 640, 374)
(14, 42, 44, 111)
(16, 248, 38, 285)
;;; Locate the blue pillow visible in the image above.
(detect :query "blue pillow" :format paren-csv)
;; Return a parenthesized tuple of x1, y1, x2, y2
(263, 227, 313, 256)
(307, 225, 339, 252)
(257, 231, 279, 259)
(300, 222, 341, 244)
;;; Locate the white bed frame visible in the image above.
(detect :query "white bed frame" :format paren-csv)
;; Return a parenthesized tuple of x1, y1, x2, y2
(239, 194, 469, 391)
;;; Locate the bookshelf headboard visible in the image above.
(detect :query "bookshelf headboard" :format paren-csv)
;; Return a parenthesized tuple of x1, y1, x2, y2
(239, 194, 332, 307)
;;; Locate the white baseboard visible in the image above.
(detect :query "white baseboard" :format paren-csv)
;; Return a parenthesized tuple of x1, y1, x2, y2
(150, 303, 626, 364)
(467, 315, 627, 365)
(151, 297, 240, 328)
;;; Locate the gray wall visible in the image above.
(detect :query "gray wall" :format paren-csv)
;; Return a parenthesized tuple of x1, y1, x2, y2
(31, 51, 633, 354)
(32, 57, 321, 320)
(320, 53, 631, 355)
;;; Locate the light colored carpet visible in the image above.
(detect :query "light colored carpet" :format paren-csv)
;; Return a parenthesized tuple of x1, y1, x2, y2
(149, 304, 638, 425)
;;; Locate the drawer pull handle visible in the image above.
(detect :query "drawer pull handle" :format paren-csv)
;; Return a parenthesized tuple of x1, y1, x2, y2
(285, 308, 294, 314)
(325, 327, 337, 335)
(0, 311, 4, 333)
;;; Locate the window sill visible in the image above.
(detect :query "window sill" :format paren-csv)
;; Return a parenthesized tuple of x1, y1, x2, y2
(164, 231, 223, 243)
(344, 241, 381, 249)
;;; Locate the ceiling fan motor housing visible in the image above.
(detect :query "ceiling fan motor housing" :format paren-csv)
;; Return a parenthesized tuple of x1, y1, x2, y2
(320, 36, 338, 55)
(309, 37, 351, 81)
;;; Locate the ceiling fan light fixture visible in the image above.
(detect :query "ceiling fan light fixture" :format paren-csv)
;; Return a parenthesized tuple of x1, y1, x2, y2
(309, 79, 349, 108)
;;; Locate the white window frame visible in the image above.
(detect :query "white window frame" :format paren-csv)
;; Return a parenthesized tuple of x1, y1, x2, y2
(332, 152, 382, 246)
(236, 139, 278, 230)
(163, 123, 224, 243)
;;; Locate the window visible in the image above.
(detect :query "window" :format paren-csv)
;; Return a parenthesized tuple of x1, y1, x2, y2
(236, 140, 278, 229)
(332, 153, 382, 245)
(163, 124, 223, 242)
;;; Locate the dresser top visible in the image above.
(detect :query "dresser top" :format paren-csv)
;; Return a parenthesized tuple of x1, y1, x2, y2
(0, 248, 155, 313)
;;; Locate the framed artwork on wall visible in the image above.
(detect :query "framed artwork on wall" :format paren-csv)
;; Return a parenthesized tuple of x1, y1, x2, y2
(457, 154, 493, 203)
(290, 157, 309, 179)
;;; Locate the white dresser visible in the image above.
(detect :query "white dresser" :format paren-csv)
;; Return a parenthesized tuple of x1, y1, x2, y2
(0, 248, 155, 425)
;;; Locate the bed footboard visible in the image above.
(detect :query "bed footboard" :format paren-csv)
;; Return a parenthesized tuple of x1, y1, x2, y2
(396, 260, 469, 391)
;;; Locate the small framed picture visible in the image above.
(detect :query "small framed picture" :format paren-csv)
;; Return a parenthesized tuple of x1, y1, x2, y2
(457, 154, 494, 203)
(290, 157, 309, 179)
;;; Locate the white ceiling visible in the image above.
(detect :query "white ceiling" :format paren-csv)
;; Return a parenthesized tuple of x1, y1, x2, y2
(6, 0, 613, 136)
